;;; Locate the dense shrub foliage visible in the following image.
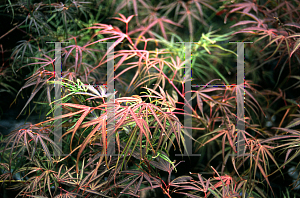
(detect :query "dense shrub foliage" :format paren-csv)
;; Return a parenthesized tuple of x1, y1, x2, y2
(0, 0, 300, 197)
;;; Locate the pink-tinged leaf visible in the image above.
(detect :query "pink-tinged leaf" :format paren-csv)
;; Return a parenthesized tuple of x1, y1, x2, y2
(286, 117, 300, 129)
(196, 92, 203, 115)
(76, 121, 103, 173)
(290, 39, 300, 57)
(285, 149, 293, 165)
(112, 13, 134, 24)
(134, 17, 182, 46)
(199, 87, 224, 93)
(158, 20, 167, 40)
(229, 3, 256, 14)
(68, 107, 91, 151)
(234, 27, 270, 34)
(200, 129, 225, 146)
(257, 162, 275, 197)
(286, 34, 300, 40)
(224, 2, 258, 24)
(230, 20, 257, 28)
(284, 23, 300, 29)
(195, 0, 216, 12)
(61, 103, 91, 110)
(243, 6, 251, 14)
